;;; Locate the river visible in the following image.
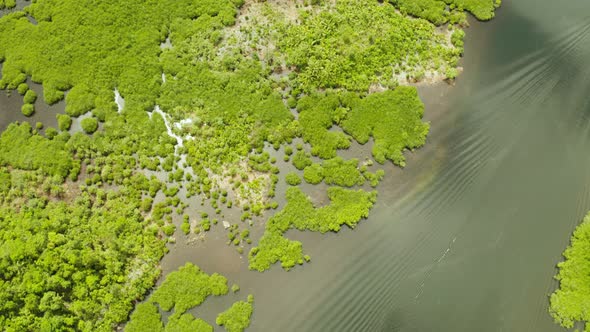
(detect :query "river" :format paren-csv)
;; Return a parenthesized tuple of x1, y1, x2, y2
(2, 0, 590, 331)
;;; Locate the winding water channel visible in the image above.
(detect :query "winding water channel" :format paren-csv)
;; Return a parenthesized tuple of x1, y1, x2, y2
(2, 0, 590, 330)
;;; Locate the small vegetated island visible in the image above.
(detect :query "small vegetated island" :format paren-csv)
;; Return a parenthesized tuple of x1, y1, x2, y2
(125, 263, 254, 332)
(550, 212, 590, 331)
(0, 0, 498, 330)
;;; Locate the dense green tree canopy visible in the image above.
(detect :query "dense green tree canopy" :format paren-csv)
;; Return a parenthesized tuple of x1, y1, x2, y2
(341, 87, 429, 166)
(150, 263, 228, 314)
(0, 0, 242, 114)
(0, 169, 166, 331)
(57, 114, 72, 131)
(277, 0, 463, 92)
(124, 303, 164, 332)
(80, 117, 98, 134)
(0, 122, 73, 178)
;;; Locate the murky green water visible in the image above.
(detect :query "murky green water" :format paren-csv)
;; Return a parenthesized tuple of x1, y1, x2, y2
(2, 0, 590, 330)
(0, 76, 65, 134)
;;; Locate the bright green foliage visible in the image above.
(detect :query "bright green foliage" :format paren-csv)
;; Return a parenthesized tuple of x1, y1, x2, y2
(126, 264, 249, 332)
(249, 187, 376, 271)
(156, 7, 296, 179)
(341, 87, 429, 166)
(17, 83, 29, 95)
(249, 152, 273, 172)
(164, 186, 179, 197)
(296, 93, 351, 158)
(241, 229, 250, 238)
(164, 313, 213, 332)
(0, 0, 17, 10)
(451, 29, 466, 49)
(363, 168, 386, 187)
(125, 305, 213, 332)
(306, 157, 365, 187)
(21, 103, 34, 116)
(23, 89, 37, 104)
(231, 283, 240, 293)
(303, 163, 324, 185)
(150, 263, 228, 314)
(388, 0, 497, 24)
(0, 122, 73, 177)
(65, 84, 96, 116)
(285, 172, 301, 186)
(388, 0, 449, 25)
(201, 218, 211, 231)
(162, 224, 176, 236)
(272, 187, 377, 233)
(296, 88, 428, 166)
(249, 232, 303, 272)
(165, 64, 294, 172)
(81, 117, 98, 134)
(141, 197, 153, 212)
(278, 0, 462, 92)
(292, 151, 313, 170)
(56, 114, 72, 131)
(0, 0, 180, 164)
(216, 295, 254, 332)
(446, 67, 459, 80)
(0, 0, 240, 112)
(45, 127, 58, 139)
(550, 212, 590, 330)
(181, 220, 191, 235)
(0, 169, 9, 194)
(446, 0, 499, 21)
(0, 170, 167, 331)
(125, 303, 164, 332)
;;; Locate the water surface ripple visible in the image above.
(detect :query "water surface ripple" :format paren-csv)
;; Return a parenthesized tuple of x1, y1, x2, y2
(238, 2, 590, 331)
